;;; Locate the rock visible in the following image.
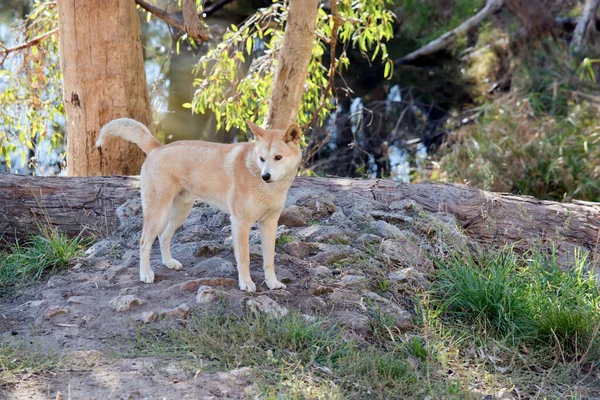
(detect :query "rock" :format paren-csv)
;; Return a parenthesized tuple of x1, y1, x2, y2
(194, 242, 223, 257)
(135, 311, 157, 323)
(367, 220, 406, 240)
(308, 265, 332, 278)
(167, 277, 238, 293)
(110, 295, 146, 312)
(339, 275, 367, 286)
(347, 210, 376, 225)
(380, 239, 431, 269)
(295, 194, 336, 218)
(368, 210, 414, 225)
(282, 242, 316, 258)
(103, 265, 127, 283)
(159, 304, 190, 320)
(310, 284, 334, 296)
(196, 286, 224, 304)
(17, 299, 47, 309)
(356, 233, 382, 247)
(327, 210, 351, 225)
(246, 296, 288, 318)
(309, 244, 356, 265)
(208, 212, 228, 228)
(296, 225, 354, 244)
(192, 257, 235, 277)
(362, 291, 390, 303)
(67, 296, 96, 305)
(46, 275, 67, 288)
(337, 310, 369, 331)
(116, 198, 142, 224)
(388, 199, 420, 211)
(45, 306, 68, 319)
(278, 205, 311, 227)
(388, 267, 429, 289)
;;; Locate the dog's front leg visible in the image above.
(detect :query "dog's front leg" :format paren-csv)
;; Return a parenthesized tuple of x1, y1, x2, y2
(259, 216, 286, 290)
(231, 218, 255, 292)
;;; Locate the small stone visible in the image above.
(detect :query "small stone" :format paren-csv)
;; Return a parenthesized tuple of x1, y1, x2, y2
(17, 299, 46, 309)
(309, 244, 355, 265)
(110, 295, 146, 312)
(67, 296, 95, 305)
(246, 296, 288, 318)
(368, 220, 405, 240)
(208, 213, 228, 228)
(356, 233, 382, 247)
(282, 242, 316, 258)
(302, 314, 318, 323)
(192, 257, 235, 276)
(116, 198, 142, 224)
(194, 242, 223, 257)
(310, 285, 334, 296)
(327, 211, 351, 225)
(363, 291, 390, 303)
(388, 200, 420, 212)
(295, 194, 336, 218)
(309, 265, 331, 278)
(167, 277, 238, 293)
(340, 274, 367, 286)
(387, 267, 414, 282)
(103, 265, 127, 283)
(46, 275, 66, 288)
(45, 306, 68, 319)
(135, 311, 157, 323)
(159, 304, 190, 320)
(196, 286, 223, 304)
(278, 205, 310, 227)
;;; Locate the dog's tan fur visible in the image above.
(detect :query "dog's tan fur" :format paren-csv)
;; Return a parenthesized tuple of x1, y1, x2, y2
(96, 118, 302, 292)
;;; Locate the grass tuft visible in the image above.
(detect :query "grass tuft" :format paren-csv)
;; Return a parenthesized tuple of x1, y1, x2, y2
(0, 227, 90, 294)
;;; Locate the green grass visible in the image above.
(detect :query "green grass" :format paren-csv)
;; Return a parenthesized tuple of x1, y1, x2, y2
(431, 246, 600, 361)
(127, 311, 470, 399)
(0, 343, 62, 386)
(275, 234, 297, 247)
(0, 227, 90, 295)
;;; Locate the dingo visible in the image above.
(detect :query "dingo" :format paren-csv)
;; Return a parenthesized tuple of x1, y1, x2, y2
(96, 118, 302, 292)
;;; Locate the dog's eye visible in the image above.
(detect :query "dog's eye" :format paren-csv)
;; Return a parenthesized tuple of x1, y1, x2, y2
(260, 157, 265, 162)
(274, 155, 282, 161)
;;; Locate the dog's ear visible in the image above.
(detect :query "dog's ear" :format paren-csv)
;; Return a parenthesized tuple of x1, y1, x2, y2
(246, 120, 266, 140)
(283, 124, 302, 143)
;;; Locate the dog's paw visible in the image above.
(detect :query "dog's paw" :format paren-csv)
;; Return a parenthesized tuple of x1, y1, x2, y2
(140, 269, 155, 284)
(164, 258, 183, 270)
(266, 279, 287, 290)
(239, 280, 257, 293)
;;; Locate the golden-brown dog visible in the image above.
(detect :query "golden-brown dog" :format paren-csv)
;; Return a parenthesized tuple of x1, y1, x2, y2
(96, 118, 302, 292)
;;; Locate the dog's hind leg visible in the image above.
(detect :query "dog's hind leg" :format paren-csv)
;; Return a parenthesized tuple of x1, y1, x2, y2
(139, 185, 176, 284)
(231, 218, 255, 292)
(259, 214, 286, 290)
(159, 192, 194, 270)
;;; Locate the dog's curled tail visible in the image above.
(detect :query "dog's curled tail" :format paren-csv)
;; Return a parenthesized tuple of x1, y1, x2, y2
(96, 118, 161, 155)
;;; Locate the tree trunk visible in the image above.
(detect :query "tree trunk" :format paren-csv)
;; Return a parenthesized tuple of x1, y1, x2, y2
(2, 174, 599, 260)
(57, 0, 154, 176)
(264, 0, 320, 129)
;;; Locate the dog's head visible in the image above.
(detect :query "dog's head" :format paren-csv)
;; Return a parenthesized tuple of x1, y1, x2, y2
(246, 120, 303, 183)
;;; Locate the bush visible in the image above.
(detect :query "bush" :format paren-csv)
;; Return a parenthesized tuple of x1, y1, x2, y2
(440, 102, 600, 201)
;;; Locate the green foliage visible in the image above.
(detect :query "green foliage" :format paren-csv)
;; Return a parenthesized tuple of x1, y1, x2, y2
(0, 1, 64, 174)
(192, 0, 395, 133)
(396, 0, 482, 45)
(0, 227, 89, 294)
(432, 247, 600, 360)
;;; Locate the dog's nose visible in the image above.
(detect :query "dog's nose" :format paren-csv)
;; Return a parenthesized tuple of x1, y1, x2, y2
(261, 173, 271, 182)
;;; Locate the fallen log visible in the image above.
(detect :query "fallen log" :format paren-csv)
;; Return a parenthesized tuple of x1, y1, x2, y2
(1, 174, 599, 258)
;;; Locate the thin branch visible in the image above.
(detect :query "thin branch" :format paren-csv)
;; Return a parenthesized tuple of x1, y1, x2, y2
(570, 0, 600, 56)
(395, 0, 504, 65)
(135, 0, 209, 42)
(0, 27, 58, 65)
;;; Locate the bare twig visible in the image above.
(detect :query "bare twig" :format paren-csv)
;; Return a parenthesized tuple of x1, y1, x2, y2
(0, 27, 58, 66)
(135, 0, 209, 42)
